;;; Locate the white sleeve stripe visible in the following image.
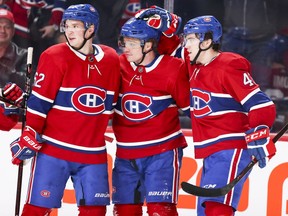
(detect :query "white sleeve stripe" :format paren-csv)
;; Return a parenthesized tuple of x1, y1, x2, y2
(250, 101, 274, 111)
(27, 107, 47, 118)
(32, 91, 54, 103)
(241, 88, 260, 104)
(42, 135, 107, 152)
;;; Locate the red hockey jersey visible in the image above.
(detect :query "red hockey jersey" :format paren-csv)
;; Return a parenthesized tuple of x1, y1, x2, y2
(26, 43, 120, 164)
(112, 54, 190, 159)
(188, 52, 276, 158)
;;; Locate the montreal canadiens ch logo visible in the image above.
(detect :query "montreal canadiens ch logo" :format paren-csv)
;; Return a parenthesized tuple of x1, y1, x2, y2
(71, 86, 106, 115)
(122, 93, 153, 121)
(192, 89, 212, 117)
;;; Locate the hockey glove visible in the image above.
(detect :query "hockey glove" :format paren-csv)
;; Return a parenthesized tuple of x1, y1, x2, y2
(10, 126, 43, 165)
(245, 125, 276, 168)
(0, 82, 24, 107)
(135, 5, 182, 37)
(0, 101, 20, 115)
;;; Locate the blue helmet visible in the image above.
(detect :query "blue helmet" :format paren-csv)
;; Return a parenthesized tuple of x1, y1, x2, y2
(61, 4, 99, 34)
(120, 17, 161, 45)
(184, 15, 222, 43)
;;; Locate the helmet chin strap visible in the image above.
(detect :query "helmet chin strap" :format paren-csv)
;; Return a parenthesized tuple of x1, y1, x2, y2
(190, 41, 213, 65)
(133, 46, 153, 66)
(65, 29, 95, 51)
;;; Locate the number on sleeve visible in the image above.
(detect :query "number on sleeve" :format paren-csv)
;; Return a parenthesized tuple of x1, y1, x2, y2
(243, 73, 254, 86)
(34, 72, 45, 88)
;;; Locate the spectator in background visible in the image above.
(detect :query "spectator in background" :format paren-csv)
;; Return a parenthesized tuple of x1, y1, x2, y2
(267, 34, 288, 132)
(220, 0, 282, 91)
(0, 8, 28, 90)
(264, 0, 288, 132)
(5, 0, 67, 66)
(4, 0, 30, 48)
(25, 0, 67, 66)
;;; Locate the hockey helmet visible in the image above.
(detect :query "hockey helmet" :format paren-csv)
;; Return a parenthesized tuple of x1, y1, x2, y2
(183, 15, 222, 43)
(61, 4, 99, 34)
(120, 17, 161, 45)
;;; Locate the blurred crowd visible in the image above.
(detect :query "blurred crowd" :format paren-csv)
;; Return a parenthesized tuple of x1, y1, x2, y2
(1, 0, 288, 131)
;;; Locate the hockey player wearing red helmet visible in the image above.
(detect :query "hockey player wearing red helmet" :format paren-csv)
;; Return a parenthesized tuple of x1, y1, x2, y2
(136, 6, 276, 216)
(9, 4, 120, 216)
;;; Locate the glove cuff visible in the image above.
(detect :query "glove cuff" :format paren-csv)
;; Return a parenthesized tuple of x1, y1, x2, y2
(0, 102, 20, 115)
(163, 16, 182, 38)
(174, 16, 182, 35)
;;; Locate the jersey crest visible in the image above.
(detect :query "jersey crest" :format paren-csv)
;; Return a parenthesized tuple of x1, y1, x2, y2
(71, 86, 106, 115)
(191, 89, 212, 117)
(121, 93, 153, 121)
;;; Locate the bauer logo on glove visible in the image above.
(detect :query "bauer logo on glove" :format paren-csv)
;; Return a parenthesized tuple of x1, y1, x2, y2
(10, 126, 43, 165)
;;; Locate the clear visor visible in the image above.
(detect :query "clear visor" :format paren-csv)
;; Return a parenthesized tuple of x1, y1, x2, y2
(181, 33, 202, 47)
(60, 20, 88, 33)
(118, 37, 142, 49)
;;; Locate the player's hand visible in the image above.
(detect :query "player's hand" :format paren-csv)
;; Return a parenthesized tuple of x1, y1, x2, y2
(135, 5, 182, 37)
(39, 25, 56, 38)
(245, 125, 276, 168)
(10, 126, 43, 165)
(1, 82, 24, 107)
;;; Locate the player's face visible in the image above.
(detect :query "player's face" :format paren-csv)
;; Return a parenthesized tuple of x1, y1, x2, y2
(120, 37, 143, 63)
(0, 18, 14, 45)
(184, 33, 200, 61)
(63, 20, 87, 47)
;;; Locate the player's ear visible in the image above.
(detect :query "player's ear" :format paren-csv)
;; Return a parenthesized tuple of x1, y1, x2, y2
(200, 38, 213, 49)
(86, 25, 95, 37)
(144, 41, 153, 51)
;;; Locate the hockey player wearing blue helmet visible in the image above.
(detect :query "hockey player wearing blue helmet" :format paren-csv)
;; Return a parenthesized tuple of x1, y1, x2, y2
(111, 17, 190, 216)
(9, 4, 120, 216)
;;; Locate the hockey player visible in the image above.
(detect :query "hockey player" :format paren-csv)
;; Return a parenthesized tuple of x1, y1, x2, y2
(136, 7, 277, 216)
(0, 82, 24, 131)
(111, 17, 190, 216)
(9, 4, 120, 216)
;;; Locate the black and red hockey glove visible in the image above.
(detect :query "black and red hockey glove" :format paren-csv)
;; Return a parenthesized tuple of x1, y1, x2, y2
(1, 82, 24, 107)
